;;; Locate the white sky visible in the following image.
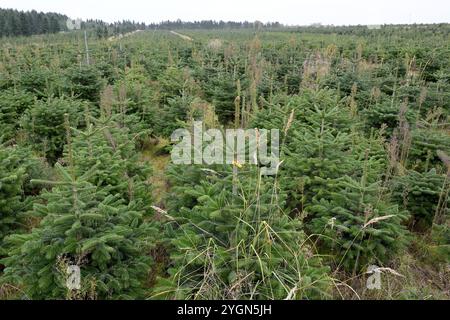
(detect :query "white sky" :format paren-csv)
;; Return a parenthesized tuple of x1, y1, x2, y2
(1, 0, 449, 25)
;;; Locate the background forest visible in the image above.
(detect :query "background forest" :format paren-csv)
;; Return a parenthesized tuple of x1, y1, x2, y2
(0, 10, 449, 300)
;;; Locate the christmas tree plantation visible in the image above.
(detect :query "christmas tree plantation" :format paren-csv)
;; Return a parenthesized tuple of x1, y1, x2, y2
(0, 21, 449, 300)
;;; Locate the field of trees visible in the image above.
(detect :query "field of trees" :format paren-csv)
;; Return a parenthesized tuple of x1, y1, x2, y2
(0, 13, 449, 300)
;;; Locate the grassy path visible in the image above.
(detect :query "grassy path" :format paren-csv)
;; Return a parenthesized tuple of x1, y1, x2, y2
(141, 140, 171, 207)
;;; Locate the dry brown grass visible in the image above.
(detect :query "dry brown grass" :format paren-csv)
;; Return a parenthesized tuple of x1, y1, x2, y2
(301, 51, 331, 90)
(332, 238, 450, 300)
(141, 138, 171, 207)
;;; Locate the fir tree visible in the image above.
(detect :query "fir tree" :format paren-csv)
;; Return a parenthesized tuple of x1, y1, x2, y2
(203, 71, 237, 124)
(0, 145, 28, 257)
(392, 169, 449, 230)
(153, 166, 331, 299)
(68, 112, 152, 206)
(21, 97, 85, 163)
(113, 65, 158, 127)
(0, 89, 35, 141)
(1, 114, 157, 299)
(253, 90, 358, 211)
(158, 65, 200, 104)
(0, 143, 49, 257)
(1, 164, 156, 299)
(64, 66, 104, 103)
(308, 175, 410, 272)
(18, 67, 61, 99)
(362, 97, 417, 135)
(409, 129, 450, 172)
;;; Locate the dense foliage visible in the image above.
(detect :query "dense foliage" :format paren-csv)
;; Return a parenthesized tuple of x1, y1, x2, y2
(0, 8, 68, 37)
(0, 19, 448, 300)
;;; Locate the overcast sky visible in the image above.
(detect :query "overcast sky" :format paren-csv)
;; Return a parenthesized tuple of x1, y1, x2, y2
(1, 0, 449, 25)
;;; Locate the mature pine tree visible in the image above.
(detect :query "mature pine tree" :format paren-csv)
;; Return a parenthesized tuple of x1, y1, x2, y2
(0, 9, 68, 37)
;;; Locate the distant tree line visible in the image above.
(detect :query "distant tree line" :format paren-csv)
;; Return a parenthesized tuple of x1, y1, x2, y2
(147, 19, 283, 30)
(2, 7, 448, 39)
(83, 19, 147, 39)
(0, 7, 284, 38)
(90, 20, 283, 39)
(285, 23, 450, 36)
(0, 8, 68, 37)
